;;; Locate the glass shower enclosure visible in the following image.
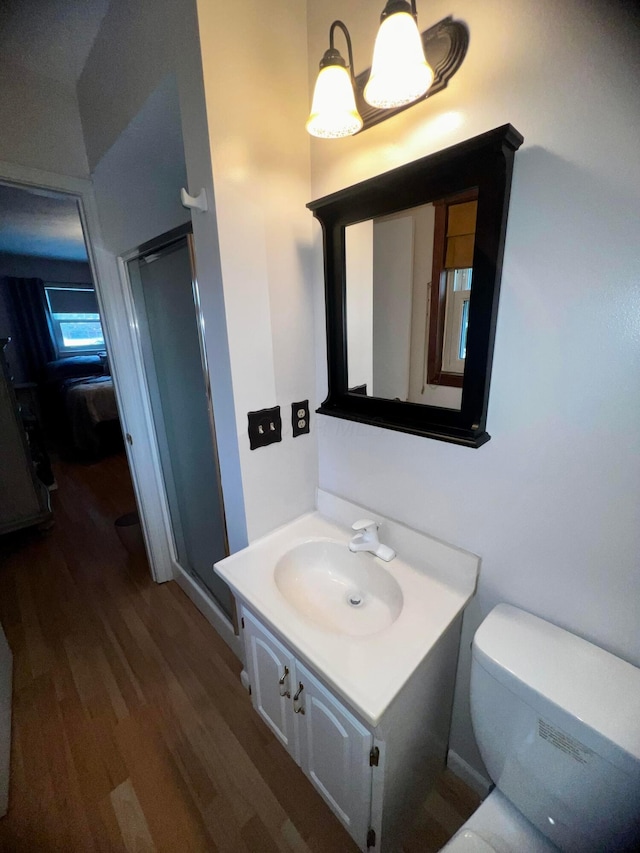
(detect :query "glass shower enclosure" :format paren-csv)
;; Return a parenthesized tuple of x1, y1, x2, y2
(126, 225, 234, 619)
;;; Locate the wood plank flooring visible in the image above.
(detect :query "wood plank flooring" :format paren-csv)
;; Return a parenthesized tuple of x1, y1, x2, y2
(0, 453, 480, 852)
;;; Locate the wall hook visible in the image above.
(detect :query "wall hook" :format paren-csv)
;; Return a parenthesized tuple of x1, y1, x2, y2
(180, 187, 208, 212)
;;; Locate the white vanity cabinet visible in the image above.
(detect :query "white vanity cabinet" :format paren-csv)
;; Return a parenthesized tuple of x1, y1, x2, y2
(295, 660, 373, 847)
(243, 608, 299, 762)
(242, 607, 373, 849)
(240, 602, 465, 851)
(215, 496, 479, 851)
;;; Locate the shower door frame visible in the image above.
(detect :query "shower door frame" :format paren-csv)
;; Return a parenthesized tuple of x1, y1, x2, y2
(119, 223, 236, 626)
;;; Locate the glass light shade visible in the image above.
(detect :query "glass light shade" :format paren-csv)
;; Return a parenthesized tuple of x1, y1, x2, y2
(306, 64, 363, 138)
(364, 11, 434, 109)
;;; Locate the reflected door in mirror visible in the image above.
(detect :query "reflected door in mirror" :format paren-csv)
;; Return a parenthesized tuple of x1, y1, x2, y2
(345, 193, 477, 413)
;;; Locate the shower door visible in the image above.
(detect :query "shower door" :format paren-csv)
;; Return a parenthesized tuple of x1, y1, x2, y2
(127, 227, 234, 619)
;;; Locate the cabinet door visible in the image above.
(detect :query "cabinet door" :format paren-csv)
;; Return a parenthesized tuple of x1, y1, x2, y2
(295, 661, 373, 849)
(242, 609, 299, 762)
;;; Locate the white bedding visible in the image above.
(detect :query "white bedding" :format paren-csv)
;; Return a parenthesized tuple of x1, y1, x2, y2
(66, 376, 118, 425)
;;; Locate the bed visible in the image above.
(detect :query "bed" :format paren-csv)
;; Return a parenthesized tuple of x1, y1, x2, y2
(42, 356, 122, 457)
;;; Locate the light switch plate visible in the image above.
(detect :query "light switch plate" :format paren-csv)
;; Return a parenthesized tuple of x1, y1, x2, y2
(248, 406, 282, 450)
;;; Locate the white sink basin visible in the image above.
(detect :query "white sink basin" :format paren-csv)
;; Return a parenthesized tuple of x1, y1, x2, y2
(214, 491, 479, 726)
(274, 540, 403, 637)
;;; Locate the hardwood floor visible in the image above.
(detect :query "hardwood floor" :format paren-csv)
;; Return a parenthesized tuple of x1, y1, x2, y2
(0, 453, 480, 852)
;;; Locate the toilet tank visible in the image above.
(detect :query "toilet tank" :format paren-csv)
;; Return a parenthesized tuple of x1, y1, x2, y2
(470, 604, 640, 853)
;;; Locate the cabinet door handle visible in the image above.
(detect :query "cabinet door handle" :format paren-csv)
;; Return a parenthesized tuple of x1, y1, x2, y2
(278, 665, 290, 698)
(293, 682, 305, 714)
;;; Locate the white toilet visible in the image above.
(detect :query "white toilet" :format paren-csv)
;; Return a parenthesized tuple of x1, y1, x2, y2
(443, 604, 640, 853)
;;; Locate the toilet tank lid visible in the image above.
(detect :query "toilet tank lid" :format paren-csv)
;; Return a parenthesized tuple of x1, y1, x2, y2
(473, 604, 640, 763)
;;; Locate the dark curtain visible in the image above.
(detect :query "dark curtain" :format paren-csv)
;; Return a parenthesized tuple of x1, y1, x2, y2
(5, 277, 55, 380)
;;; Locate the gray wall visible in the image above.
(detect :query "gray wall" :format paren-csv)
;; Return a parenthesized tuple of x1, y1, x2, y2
(0, 61, 89, 177)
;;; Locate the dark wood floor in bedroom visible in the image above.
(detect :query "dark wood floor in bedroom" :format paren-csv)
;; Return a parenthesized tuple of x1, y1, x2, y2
(0, 452, 480, 852)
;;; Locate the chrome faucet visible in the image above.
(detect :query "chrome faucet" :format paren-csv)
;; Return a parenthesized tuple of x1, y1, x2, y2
(349, 519, 396, 562)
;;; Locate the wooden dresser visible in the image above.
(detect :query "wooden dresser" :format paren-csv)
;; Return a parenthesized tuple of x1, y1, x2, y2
(0, 338, 51, 535)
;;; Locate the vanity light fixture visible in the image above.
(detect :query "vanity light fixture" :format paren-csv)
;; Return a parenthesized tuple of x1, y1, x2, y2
(306, 20, 363, 139)
(307, 10, 468, 138)
(364, 0, 433, 109)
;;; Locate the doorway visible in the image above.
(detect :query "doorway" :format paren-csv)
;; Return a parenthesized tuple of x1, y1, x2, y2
(0, 179, 141, 542)
(124, 226, 233, 619)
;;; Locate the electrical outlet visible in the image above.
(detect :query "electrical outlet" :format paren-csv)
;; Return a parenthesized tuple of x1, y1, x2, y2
(292, 400, 310, 437)
(248, 406, 282, 450)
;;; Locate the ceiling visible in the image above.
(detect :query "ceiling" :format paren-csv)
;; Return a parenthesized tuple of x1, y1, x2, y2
(0, 2, 108, 262)
(0, 184, 88, 262)
(0, 0, 109, 87)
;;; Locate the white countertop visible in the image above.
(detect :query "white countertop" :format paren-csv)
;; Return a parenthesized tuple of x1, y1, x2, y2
(215, 492, 479, 727)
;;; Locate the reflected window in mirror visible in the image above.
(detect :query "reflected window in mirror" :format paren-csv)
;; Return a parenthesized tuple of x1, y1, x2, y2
(345, 193, 478, 414)
(427, 190, 477, 395)
(442, 267, 472, 371)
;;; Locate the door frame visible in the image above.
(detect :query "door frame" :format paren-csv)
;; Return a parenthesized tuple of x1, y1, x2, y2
(0, 159, 243, 657)
(0, 159, 175, 583)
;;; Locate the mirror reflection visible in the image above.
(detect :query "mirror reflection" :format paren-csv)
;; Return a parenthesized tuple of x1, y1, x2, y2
(345, 190, 477, 412)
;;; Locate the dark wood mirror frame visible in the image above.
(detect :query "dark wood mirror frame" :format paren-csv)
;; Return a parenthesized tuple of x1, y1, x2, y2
(307, 124, 524, 448)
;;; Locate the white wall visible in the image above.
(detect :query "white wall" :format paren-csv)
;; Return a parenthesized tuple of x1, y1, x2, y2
(308, 0, 640, 781)
(196, 0, 317, 542)
(346, 220, 374, 390)
(372, 215, 414, 399)
(0, 60, 89, 178)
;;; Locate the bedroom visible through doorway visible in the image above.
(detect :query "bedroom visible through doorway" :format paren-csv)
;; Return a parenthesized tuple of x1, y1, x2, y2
(0, 179, 140, 559)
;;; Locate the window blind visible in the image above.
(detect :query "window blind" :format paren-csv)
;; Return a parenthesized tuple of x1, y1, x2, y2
(45, 286, 99, 315)
(444, 200, 477, 269)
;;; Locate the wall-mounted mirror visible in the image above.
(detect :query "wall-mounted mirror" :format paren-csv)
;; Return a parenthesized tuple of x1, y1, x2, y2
(308, 124, 523, 447)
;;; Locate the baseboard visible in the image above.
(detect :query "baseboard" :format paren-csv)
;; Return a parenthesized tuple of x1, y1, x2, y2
(447, 749, 492, 798)
(174, 566, 244, 662)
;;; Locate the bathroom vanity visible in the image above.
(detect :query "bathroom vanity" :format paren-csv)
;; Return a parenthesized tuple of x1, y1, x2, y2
(215, 491, 479, 851)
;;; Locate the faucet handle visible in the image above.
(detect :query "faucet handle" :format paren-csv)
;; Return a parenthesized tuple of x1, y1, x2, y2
(352, 518, 378, 533)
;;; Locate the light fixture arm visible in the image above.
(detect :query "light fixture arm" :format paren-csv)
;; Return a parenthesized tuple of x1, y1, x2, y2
(380, 0, 418, 22)
(307, 9, 468, 139)
(321, 20, 357, 83)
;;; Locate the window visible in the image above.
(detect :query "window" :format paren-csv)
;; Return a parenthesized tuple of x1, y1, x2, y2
(426, 191, 478, 388)
(442, 267, 472, 373)
(44, 285, 105, 355)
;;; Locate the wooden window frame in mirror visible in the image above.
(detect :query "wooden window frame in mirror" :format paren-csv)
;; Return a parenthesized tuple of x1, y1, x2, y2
(307, 124, 524, 448)
(427, 188, 479, 390)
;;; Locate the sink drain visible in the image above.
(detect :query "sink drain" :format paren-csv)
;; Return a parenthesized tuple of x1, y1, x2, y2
(347, 592, 364, 607)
